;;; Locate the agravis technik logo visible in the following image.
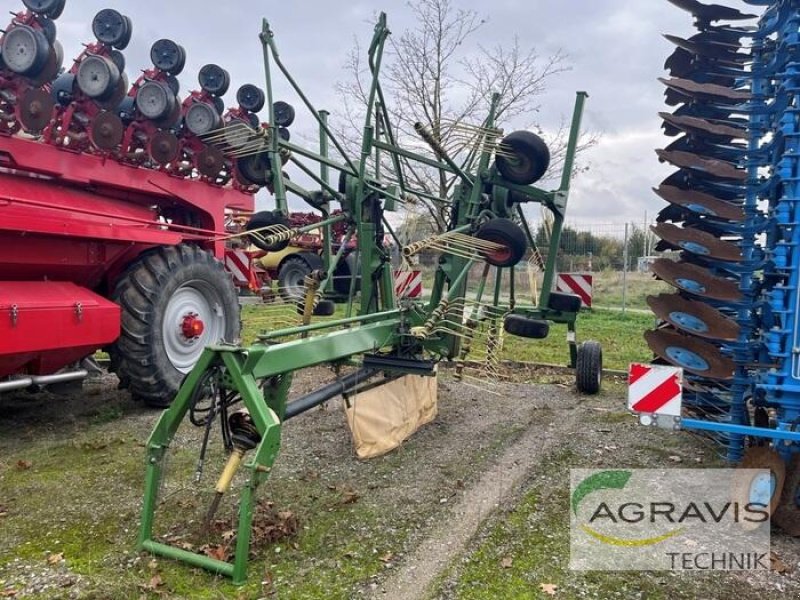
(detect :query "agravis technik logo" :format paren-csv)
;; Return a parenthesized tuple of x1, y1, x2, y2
(570, 469, 771, 571)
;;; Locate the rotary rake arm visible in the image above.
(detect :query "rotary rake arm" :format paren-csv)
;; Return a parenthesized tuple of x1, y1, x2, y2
(138, 12, 592, 584)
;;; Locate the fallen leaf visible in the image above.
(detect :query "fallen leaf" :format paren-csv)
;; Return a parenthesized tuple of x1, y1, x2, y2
(540, 583, 558, 596)
(201, 544, 228, 562)
(147, 559, 158, 570)
(221, 529, 236, 543)
(771, 551, 790, 574)
(0, 589, 17, 597)
(500, 556, 513, 569)
(46, 552, 64, 565)
(15, 460, 32, 471)
(379, 552, 394, 563)
(340, 489, 360, 505)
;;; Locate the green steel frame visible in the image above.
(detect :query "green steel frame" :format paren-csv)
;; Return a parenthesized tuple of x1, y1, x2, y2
(138, 13, 588, 584)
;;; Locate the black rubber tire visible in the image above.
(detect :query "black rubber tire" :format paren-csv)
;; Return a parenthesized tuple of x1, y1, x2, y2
(110, 244, 240, 407)
(576, 340, 602, 395)
(333, 253, 361, 295)
(198, 64, 230, 97)
(548, 291, 582, 313)
(475, 218, 528, 267)
(237, 153, 271, 187)
(38, 18, 56, 44)
(245, 211, 290, 252)
(22, 0, 60, 15)
(278, 253, 323, 302)
(237, 84, 265, 113)
(91, 9, 128, 48)
(44, 0, 65, 20)
(150, 39, 186, 75)
(273, 101, 295, 127)
(504, 314, 550, 339)
(115, 15, 133, 51)
(313, 299, 336, 316)
(495, 130, 551, 186)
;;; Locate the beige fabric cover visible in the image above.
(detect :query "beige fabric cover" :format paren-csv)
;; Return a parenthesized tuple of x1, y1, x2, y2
(344, 373, 438, 459)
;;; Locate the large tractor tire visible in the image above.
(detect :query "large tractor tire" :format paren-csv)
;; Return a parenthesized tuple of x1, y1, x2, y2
(110, 244, 239, 407)
(278, 252, 324, 302)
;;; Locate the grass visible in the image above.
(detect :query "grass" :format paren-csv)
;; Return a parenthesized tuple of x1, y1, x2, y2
(436, 448, 754, 600)
(241, 303, 653, 373)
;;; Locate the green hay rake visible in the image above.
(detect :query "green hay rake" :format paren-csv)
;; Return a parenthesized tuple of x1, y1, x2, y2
(138, 13, 595, 584)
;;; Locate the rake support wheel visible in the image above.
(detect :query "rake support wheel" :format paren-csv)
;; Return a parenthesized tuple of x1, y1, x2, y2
(504, 315, 550, 339)
(475, 218, 527, 267)
(495, 130, 551, 185)
(576, 340, 602, 395)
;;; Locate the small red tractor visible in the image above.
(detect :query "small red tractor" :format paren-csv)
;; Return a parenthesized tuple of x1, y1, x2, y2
(0, 2, 276, 406)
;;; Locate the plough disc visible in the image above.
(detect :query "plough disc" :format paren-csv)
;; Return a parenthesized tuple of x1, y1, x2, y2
(644, 328, 735, 381)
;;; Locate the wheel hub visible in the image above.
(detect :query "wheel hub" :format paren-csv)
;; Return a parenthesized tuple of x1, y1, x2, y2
(181, 313, 205, 339)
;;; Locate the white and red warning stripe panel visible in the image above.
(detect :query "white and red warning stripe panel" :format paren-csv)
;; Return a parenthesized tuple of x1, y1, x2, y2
(394, 270, 423, 299)
(225, 249, 257, 290)
(627, 363, 683, 416)
(555, 273, 593, 308)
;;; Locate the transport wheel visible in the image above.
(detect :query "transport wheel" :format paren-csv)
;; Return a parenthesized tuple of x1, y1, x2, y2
(278, 254, 323, 302)
(548, 291, 582, 313)
(111, 244, 239, 407)
(773, 455, 800, 536)
(576, 340, 602, 395)
(245, 211, 290, 252)
(495, 130, 551, 185)
(731, 447, 786, 530)
(503, 314, 550, 339)
(474, 218, 528, 267)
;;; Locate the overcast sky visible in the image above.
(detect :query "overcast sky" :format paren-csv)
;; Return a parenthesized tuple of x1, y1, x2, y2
(49, 0, 732, 225)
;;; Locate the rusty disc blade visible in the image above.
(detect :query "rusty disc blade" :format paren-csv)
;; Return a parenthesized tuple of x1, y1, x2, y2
(645, 329, 735, 381)
(659, 77, 751, 102)
(663, 34, 745, 61)
(656, 149, 745, 181)
(659, 112, 745, 140)
(197, 145, 225, 178)
(666, 0, 756, 22)
(654, 185, 744, 222)
(650, 259, 742, 302)
(149, 131, 179, 165)
(90, 110, 124, 150)
(647, 293, 740, 341)
(17, 88, 54, 133)
(652, 223, 742, 262)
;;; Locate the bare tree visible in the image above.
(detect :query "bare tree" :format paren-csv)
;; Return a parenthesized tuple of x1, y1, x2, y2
(335, 0, 595, 234)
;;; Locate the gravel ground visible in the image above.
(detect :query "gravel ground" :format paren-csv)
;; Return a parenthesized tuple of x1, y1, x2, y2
(0, 367, 799, 599)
